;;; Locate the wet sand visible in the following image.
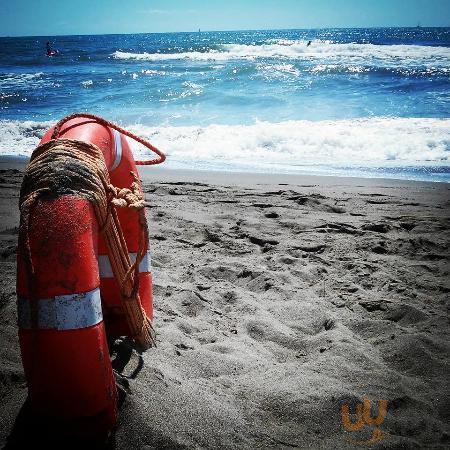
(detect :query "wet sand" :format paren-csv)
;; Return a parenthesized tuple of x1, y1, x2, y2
(1, 162, 449, 449)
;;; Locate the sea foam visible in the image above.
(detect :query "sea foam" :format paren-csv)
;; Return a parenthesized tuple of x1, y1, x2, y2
(2, 118, 448, 176)
(0, 72, 46, 89)
(127, 118, 450, 172)
(112, 41, 450, 68)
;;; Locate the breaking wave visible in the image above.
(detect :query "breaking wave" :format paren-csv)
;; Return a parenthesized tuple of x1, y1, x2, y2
(2, 118, 448, 180)
(112, 41, 450, 70)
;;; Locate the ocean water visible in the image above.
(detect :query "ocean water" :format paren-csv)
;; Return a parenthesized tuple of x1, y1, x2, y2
(0, 28, 449, 181)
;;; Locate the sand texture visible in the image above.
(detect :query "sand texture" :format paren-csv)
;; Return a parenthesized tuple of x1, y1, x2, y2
(0, 165, 449, 449)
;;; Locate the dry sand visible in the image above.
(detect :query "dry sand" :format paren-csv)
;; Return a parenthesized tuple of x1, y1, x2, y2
(0, 161, 449, 449)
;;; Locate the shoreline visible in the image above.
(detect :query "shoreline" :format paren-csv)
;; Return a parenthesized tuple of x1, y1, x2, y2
(1, 156, 448, 188)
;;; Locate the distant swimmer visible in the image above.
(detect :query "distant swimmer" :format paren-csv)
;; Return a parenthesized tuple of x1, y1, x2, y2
(306, 40, 312, 47)
(46, 41, 59, 57)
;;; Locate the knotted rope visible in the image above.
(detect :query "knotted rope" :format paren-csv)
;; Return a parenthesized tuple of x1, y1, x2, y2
(20, 136, 159, 350)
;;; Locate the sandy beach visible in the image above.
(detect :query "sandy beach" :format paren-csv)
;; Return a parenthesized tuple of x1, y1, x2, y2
(0, 161, 449, 449)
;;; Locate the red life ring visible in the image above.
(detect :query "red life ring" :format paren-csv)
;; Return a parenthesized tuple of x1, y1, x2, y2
(16, 117, 162, 437)
(40, 118, 155, 337)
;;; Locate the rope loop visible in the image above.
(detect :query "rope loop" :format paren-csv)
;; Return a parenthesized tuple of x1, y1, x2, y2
(51, 113, 166, 166)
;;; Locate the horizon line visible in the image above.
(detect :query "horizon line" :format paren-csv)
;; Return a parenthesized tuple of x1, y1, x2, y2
(1, 25, 449, 39)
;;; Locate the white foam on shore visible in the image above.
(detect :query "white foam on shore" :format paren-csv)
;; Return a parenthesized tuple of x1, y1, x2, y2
(127, 118, 450, 172)
(2, 118, 447, 175)
(0, 120, 51, 157)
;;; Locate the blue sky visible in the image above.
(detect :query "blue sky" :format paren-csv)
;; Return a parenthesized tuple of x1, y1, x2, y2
(1, 0, 449, 36)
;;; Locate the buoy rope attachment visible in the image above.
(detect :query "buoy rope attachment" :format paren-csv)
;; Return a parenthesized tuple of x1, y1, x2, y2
(20, 115, 164, 350)
(51, 112, 166, 166)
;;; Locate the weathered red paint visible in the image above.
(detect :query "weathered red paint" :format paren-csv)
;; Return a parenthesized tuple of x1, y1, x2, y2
(17, 118, 154, 437)
(17, 196, 117, 436)
(40, 118, 154, 334)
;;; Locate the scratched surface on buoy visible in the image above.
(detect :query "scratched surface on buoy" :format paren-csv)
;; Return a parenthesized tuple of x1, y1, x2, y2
(18, 196, 99, 299)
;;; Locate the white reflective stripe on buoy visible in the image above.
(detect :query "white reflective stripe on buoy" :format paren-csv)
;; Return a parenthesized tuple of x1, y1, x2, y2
(111, 129, 122, 171)
(17, 287, 102, 330)
(98, 251, 152, 278)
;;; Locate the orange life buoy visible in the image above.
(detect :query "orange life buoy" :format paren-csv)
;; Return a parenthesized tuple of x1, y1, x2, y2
(40, 118, 154, 337)
(16, 116, 164, 437)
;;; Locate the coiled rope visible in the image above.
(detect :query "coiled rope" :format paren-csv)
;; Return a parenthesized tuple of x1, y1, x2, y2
(20, 115, 166, 350)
